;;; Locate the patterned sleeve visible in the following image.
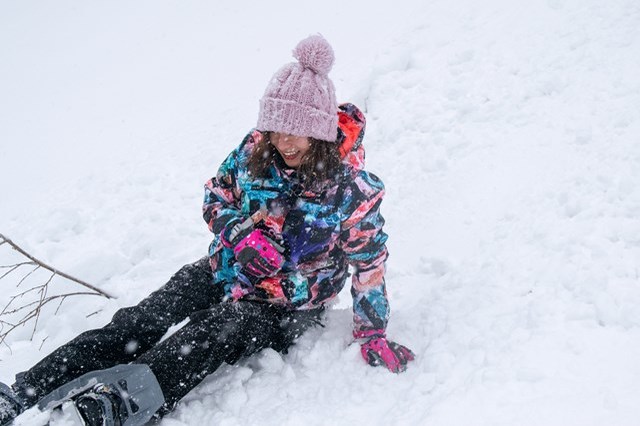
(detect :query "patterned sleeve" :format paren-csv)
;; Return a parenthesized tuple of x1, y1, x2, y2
(202, 142, 245, 236)
(340, 170, 390, 334)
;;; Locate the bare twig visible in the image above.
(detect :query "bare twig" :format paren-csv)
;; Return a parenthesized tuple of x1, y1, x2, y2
(31, 273, 53, 339)
(0, 232, 117, 348)
(3, 292, 101, 316)
(1, 284, 48, 315)
(86, 310, 103, 318)
(17, 265, 41, 287)
(54, 295, 68, 315)
(0, 233, 114, 298)
(0, 262, 35, 280)
(0, 291, 108, 346)
(0, 261, 36, 269)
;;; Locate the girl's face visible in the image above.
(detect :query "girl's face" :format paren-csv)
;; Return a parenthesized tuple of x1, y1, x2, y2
(270, 133, 311, 168)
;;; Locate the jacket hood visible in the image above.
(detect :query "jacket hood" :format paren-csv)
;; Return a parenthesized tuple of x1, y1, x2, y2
(337, 103, 366, 171)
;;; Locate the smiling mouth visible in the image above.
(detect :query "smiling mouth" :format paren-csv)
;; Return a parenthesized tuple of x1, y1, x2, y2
(281, 150, 299, 160)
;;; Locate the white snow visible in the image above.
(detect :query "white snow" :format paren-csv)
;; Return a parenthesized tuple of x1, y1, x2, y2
(2, 0, 640, 425)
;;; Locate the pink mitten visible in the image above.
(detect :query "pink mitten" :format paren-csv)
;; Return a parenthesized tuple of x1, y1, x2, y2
(355, 329, 415, 373)
(233, 229, 284, 277)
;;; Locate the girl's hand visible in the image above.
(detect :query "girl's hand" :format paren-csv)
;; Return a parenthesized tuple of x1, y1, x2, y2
(355, 329, 415, 373)
(233, 229, 285, 277)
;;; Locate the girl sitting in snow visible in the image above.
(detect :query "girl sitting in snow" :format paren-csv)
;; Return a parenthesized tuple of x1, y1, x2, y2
(0, 35, 414, 426)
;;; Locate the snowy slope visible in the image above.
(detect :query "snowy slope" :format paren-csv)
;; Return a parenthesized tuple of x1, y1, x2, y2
(1, 1, 640, 425)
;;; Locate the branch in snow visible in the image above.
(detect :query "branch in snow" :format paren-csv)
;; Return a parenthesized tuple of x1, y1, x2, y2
(0, 232, 116, 349)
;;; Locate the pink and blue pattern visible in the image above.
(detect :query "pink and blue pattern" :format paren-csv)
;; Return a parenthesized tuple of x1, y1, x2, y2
(203, 104, 390, 333)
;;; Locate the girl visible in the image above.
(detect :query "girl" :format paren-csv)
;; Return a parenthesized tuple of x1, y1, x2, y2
(0, 34, 414, 426)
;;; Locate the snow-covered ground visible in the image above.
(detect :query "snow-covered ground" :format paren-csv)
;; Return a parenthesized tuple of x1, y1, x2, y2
(2, 1, 640, 424)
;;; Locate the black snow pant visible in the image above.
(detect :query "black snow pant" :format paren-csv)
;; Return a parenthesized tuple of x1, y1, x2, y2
(15, 257, 323, 416)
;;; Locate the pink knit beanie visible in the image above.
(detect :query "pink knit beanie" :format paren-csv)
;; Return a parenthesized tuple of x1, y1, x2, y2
(257, 34, 338, 142)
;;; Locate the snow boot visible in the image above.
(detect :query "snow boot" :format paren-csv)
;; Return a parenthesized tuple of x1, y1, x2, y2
(73, 383, 128, 426)
(0, 382, 26, 426)
(38, 364, 165, 426)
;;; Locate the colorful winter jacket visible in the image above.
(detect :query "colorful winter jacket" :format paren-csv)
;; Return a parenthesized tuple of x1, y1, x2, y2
(203, 103, 389, 333)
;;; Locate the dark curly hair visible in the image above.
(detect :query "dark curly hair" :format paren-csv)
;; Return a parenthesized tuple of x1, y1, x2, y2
(248, 132, 342, 186)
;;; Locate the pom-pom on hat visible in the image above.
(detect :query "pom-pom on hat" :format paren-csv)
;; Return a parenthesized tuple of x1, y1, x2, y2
(257, 34, 338, 142)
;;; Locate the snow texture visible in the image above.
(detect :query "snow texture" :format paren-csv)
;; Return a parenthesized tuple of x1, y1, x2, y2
(1, 0, 640, 425)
